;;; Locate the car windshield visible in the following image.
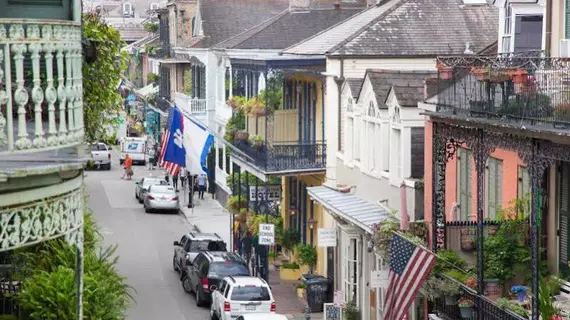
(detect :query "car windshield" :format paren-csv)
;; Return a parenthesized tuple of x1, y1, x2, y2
(91, 144, 107, 151)
(150, 185, 174, 194)
(208, 263, 249, 278)
(230, 286, 271, 301)
(143, 179, 166, 188)
(190, 241, 226, 251)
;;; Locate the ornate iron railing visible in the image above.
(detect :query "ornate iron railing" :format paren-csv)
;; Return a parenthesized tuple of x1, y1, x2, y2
(0, 20, 85, 154)
(232, 140, 326, 173)
(432, 275, 527, 320)
(435, 52, 570, 129)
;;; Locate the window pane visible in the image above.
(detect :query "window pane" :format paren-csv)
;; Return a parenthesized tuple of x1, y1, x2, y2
(230, 286, 271, 301)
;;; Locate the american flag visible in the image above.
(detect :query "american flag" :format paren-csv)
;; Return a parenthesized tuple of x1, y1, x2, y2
(383, 233, 435, 320)
(159, 128, 181, 176)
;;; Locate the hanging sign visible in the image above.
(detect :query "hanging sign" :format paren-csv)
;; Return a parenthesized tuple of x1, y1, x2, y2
(249, 185, 281, 201)
(370, 270, 390, 288)
(258, 224, 275, 245)
(317, 228, 337, 247)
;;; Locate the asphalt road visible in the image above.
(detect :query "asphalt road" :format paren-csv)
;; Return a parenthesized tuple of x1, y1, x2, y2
(84, 157, 209, 320)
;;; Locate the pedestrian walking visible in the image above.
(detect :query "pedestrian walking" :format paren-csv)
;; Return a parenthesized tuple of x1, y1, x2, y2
(197, 173, 207, 199)
(172, 171, 179, 191)
(180, 168, 186, 188)
(148, 144, 156, 170)
(121, 154, 133, 180)
(164, 174, 169, 184)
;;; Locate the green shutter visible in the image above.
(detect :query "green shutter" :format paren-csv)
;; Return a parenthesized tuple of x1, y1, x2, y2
(566, 0, 570, 39)
(487, 159, 496, 219)
(496, 160, 503, 218)
(559, 163, 570, 277)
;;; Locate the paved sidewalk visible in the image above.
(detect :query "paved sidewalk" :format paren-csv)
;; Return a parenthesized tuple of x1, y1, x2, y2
(178, 188, 323, 320)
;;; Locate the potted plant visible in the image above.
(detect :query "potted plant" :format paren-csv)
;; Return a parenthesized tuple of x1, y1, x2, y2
(252, 135, 264, 148)
(437, 64, 454, 80)
(249, 97, 266, 116)
(440, 278, 461, 305)
(296, 244, 317, 275)
(511, 285, 527, 303)
(227, 195, 247, 215)
(234, 130, 250, 142)
(511, 69, 528, 85)
(343, 299, 359, 320)
(226, 96, 246, 110)
(296, 282, 306, 298)
(458, 297, 474, 319)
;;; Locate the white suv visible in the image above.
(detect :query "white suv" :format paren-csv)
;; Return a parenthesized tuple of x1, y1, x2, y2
(210, 276, 276, 320)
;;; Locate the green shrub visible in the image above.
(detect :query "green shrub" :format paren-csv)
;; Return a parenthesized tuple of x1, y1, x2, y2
(281, 262, 299, 270)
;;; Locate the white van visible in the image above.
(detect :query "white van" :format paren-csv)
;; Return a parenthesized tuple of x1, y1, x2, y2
(120, 137, 147, 165)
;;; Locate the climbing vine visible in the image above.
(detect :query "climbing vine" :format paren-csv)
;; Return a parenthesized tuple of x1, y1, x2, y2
(82, 9, 128, 142)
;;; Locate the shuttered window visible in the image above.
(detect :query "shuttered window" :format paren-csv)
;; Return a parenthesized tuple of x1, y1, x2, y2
(486, 157, 503, 219)
(456, 148, 472, 220)
(559, 163, 570, 277)
(518, 166, 530, 199)
(566, 0, 570, 38)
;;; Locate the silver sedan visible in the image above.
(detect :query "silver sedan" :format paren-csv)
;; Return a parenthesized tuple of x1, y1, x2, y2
(143, 184, 179, 214)
(135, 177, 168, 204)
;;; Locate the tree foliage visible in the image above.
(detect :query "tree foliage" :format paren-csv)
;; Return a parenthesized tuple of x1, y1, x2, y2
(82, 10, 128, 142)
(15, 209, 134, 320)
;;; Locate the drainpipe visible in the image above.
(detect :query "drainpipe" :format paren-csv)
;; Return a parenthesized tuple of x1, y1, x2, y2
(335, 58, 344, 151)
(544, 0, 552, 57)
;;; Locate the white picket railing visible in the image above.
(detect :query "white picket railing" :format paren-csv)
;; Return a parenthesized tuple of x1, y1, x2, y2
(0, 20, 85, 154)
(174, 92, 207, 115)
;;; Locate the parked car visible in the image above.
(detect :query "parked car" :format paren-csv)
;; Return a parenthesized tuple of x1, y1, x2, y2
(143, 185, 179, 213)
(210, 277, 276, 320)
(90, 142, 111, 170)
(234, 314, 287, 320)
(173, 233, 227, 273)
(135, 177, 168, 203)
(181, 251, 248, 307)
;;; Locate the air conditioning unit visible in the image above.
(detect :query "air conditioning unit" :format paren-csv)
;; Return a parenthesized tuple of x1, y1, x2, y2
(560, 39, 570, 57)
(150, 3, 159, 10)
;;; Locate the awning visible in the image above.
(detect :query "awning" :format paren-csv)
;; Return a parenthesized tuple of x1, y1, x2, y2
(134, 84, 158, 98)
(146, 104, 167, 116)
(307, 186, 394, 234)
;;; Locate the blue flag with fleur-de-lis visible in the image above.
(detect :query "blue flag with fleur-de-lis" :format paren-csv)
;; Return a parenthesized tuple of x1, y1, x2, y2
(162, 107, 186, 167)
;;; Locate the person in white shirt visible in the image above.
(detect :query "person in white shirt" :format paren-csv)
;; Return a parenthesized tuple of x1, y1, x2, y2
(197, 174, 207, 199)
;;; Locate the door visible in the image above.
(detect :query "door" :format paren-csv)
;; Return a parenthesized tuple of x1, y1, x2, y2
(180, 239, 192, 269)
(176, 236, 187, 269)
(212, 280, 227, 311)
(559, 163, 570, 276)
(191, 256, 205, 289)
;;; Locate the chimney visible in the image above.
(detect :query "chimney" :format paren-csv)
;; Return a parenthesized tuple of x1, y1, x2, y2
(424, 77, 438, 100)
(289, 0, 310, 11)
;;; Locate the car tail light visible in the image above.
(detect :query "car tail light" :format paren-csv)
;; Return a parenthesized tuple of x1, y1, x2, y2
(224, 302, 231, 312)
(270, 302, 276, 312)
(172, 196, 178, 201)
(201, 278, 209, 290)
(147, 195, 155, 200)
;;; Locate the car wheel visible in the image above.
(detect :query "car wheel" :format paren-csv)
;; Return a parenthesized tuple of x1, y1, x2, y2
(106, 164, 112, 170)
(196, 286, 205, 307)
(210, 306, 219, 320)
(135, 192, 139, 200)
(138, 197, 143, 204)
(145, 207, 151, 213)
(173, 256, 178, 272)
(181, 274, 192, 294)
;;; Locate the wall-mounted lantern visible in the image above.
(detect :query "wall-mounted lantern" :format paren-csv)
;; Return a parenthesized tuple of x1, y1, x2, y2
(308, 218, 317, 230)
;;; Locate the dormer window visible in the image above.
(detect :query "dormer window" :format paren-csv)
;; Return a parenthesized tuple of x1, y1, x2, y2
(123, 2, 132, 17)
(150, 3, 159, 10)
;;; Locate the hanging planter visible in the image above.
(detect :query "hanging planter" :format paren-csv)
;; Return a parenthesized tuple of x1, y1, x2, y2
(437, 65, 455, 80)
(458, 298, 475, 319)
(459, 227, 475, 252)
(511, 69, 528, 85)
(470, 67, 488, 81)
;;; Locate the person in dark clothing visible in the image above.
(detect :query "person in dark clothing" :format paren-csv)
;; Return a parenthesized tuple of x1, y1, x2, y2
(164, 174, 169, 184)
(197, 173, 207, 199)
(172, 172, 179, 191)
(242, 232, 253, 269)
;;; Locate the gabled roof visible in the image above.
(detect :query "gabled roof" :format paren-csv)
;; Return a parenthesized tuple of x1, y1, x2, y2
(285, 0, 498, 57)
(283, 0, 398, 55)
(343, 78, 364, 99)
(360, 69, 436, 108)
(215, 7, 364, 50)
(185, 0, 289, 49)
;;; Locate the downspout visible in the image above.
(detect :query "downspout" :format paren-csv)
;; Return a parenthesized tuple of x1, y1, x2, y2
(545, 0, 552, 57)
(335, 58, 345, 151)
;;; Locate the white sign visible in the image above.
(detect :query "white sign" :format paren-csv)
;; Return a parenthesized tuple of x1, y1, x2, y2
(249, 185, 281, 201)
(318, 228, 337, 247)
(333, 291, 344, 307)
(370, 270, 390, 288)
(258, 224, 275, 245)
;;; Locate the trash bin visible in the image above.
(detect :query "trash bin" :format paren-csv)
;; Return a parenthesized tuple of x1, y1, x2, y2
(301, 274, 332, 313)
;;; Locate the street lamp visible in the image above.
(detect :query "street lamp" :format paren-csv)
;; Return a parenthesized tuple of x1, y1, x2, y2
(307, 218, 317, 230)
(289, 207, 296, 216)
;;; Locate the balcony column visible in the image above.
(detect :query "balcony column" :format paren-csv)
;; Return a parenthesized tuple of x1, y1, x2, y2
(431, 122, 448, 253)
(523, 142, 552, 320)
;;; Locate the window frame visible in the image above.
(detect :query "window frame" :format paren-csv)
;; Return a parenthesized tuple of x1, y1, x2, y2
(456, 147, 472, 220)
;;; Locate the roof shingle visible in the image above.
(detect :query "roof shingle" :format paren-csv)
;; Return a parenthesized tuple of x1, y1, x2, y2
(362, 70, 436, 108)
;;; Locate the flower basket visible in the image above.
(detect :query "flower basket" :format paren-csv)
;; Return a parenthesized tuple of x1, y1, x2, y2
(458, 298, 475, 319)
(512, 69, 528, 85)
(235, 130, 250, 141)
(254, 140, 264, 147)
(459, 227, 474, 251)
(471, 67, 488, 81)
(438, 65, 454, 80)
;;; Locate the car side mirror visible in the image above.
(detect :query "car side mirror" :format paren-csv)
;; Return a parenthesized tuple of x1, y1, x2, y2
(173, 241, 180, 246)
(210, 285, 218, 292)
(135, 181, 140, 185)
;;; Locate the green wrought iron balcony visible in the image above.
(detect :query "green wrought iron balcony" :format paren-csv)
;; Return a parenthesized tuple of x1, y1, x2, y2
(0, 20, 85, 155)
(434, 52, 570, 132)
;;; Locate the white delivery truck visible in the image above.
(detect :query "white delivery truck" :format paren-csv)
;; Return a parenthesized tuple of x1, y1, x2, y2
(120, 137, 147, 165)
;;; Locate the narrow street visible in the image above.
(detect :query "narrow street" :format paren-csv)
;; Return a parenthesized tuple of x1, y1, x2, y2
(84, 151, 209, 320)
